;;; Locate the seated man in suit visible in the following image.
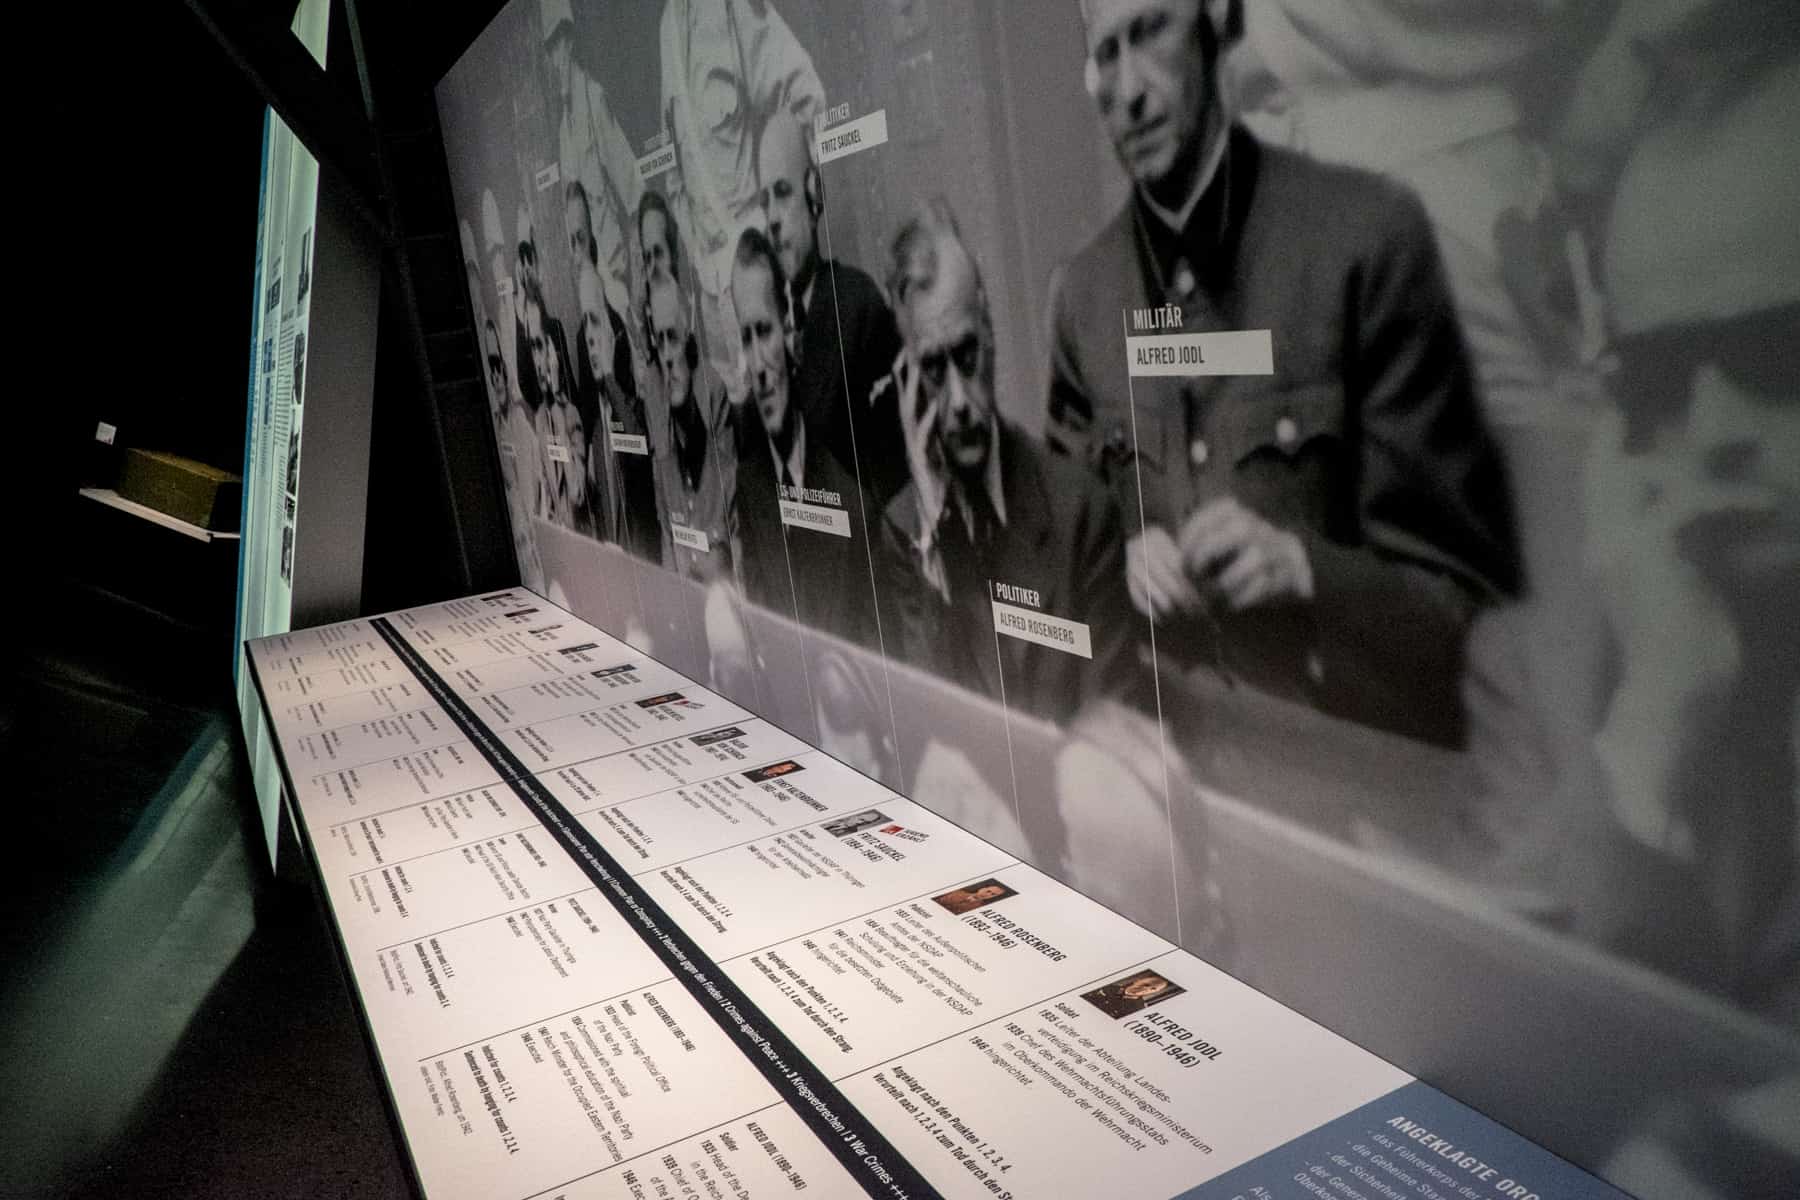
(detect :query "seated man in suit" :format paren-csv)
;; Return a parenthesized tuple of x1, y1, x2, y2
(878, 199, 1133, 725)
(756, 107, 906, 509)
(728, 226, 875, 650)
(521, 281, 589, 532)
(1050, 0, 1519, 746)
(576, 265, 661, 562)
(646, 268, 737, 582)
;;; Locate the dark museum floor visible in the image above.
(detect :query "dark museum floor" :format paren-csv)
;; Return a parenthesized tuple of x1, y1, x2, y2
(1, 580, 412, 1199)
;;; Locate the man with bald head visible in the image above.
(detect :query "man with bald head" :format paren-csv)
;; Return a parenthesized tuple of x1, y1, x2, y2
(646, 267, 737, 582)
(1050, 0, 1518, 745)
(879, 200, 1132, 724)
(756, 107, 906, 508)
(729, 226, 874, 648)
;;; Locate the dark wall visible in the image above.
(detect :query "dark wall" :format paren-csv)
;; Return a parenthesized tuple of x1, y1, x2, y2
(25, 6, 262, 587)
(349, 0, 521, 613)
(48, 8, 264, 478)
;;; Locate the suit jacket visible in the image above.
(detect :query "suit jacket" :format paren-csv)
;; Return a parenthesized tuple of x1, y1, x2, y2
(589, 375, 663, 564)
(736, 418, 876, 650)
(877, 421, 1133, 725)
(794, 257, 907, 512)
(651, 375, 738, 584)
(1049, 126, 1518, 746)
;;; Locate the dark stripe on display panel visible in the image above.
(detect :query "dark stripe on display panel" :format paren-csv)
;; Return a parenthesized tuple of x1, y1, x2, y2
(369, 617, 944, 1200)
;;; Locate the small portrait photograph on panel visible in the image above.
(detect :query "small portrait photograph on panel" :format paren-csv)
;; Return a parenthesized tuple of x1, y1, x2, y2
(822, 809, 889, 838)
(742, 757, 803, 782)
(932, 879, 1017, 916)
(1081, 969, 1185, 1020)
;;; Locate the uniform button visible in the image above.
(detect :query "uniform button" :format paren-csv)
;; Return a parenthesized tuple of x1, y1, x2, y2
(1275, 416, 1299, 447)
(1189, 438, 1209, 466)
(1172, 260, 1197, 299)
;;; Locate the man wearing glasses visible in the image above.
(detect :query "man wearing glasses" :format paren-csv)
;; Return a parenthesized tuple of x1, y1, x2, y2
(1577, 34, 1799, 1015)
(1050, 0, 1518, 745)
(878, 199, 1132, 724)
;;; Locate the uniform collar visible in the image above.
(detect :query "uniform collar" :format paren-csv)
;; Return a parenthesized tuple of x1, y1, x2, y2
(1132, 113, 1241, 301)
(1137, 97, 1232, 235)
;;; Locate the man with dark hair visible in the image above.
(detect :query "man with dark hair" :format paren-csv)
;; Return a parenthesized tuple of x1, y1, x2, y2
(638, 188, 697, 377)
(481, 189, 523, 408)
(514, 204, 547, 416)
(646, 268, 736, 581)
(660, 0, 824, 397)
(756, 107, 906, 509)
(565, 179, 599, 271)
(729, 226, 874, 648)
(483, 319, 508, 422)
(880, 200, 1133, 724)
(564, 181, 611, 466)
(1049, 0, 1519, 746)
(638, 188, 683, 287)
(521, 281, 589, 532)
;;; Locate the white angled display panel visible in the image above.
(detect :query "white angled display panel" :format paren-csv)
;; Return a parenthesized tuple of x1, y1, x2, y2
(247, 589, 1626, 1200)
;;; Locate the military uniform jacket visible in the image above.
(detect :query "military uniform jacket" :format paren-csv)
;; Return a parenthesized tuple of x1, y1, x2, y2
(1049, 127, 1518, 746)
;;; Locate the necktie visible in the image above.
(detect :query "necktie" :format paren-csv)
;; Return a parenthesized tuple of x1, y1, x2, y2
(939, 488, 996, 604)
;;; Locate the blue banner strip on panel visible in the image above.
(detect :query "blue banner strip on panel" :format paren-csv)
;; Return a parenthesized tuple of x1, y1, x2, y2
(1176, 1079, 1629, 1200)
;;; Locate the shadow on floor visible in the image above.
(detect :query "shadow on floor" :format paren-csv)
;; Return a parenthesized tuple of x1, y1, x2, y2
(1, 583, 411, 1198)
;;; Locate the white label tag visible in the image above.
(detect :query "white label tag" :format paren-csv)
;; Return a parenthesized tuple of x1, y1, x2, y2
(817, 110, 889, 165)
(534, 163, 560, 191)
(499, 440, 516, 458)
(545, 440, 571, 464)
(95, 421, 117, 445)
(779, 499, 852, 538)
(991, 601, 1093, 659)
(637, 145, 676, 182)
(611, 433, 650, 455)
(671, 523, 710, 553)
(1126, 329, 1273, 377)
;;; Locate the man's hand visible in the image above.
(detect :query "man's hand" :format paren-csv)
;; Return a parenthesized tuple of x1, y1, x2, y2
(568, 428, 589, 507)
(894, 349, 947, 535)
(1126, 525, 1202, 622)
(1178, 497, 1313, 611)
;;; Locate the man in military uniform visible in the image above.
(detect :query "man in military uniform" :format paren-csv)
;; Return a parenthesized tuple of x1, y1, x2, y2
(1050, 0, 1518, 745)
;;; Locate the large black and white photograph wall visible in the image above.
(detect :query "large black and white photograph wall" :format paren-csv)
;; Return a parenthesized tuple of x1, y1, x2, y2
(438, 3, 1800, 1195)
